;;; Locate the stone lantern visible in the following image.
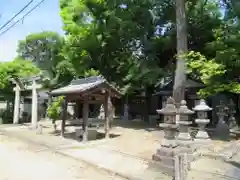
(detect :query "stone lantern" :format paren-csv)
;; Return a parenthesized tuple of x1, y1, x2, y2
(216, 100, 228, 126)
(98, 104, 105, 120)
(177, 100, 194, 145)
(228, 99, 236, 128)
(152, 97, 178, 164)
(215, 100, 229, 139)
(193, 99, 212, 141)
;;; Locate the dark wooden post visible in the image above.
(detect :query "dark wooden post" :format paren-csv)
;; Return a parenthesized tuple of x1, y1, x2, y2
(104, 91, 110, 138)
(61, 97, 67, 137)
(82, 96, 89, 142)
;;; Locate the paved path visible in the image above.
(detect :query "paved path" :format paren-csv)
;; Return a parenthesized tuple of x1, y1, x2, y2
(0, 126, 172, 180)
(1, 125, 240, 180)
(0, 135, 125, 180)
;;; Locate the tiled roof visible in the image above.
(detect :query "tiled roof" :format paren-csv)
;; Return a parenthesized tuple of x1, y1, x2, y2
(50, 76, 121, 97)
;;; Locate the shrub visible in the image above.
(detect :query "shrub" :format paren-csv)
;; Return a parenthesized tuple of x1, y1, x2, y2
(47, 96, 64, 121)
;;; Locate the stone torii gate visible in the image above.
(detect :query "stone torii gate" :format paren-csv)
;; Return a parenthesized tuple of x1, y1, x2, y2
(12, 76, 42, 129)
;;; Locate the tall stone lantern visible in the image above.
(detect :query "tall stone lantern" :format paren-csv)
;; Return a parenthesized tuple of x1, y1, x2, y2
(152, 97, 178, 164)
(215, 100, 229, 139)
(193, 99, 212, 141)
(177, 100, 194, 145)
(228, 99, 236, 128)
(216, 100, 228, 126)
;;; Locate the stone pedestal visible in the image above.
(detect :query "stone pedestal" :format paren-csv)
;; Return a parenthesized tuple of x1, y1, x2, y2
(152, 97, 179, 173)
(195, 119, 210, 140)
(177, 100, 194, 145)
(177, 100, 197, 162)
(177, 121, 192, 141)
(193, 99, 212, 142)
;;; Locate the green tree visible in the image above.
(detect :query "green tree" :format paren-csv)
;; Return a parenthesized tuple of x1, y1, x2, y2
(59, 0, 226, 122)
(47, 96, 64, 132)
(60, 0, 166, 122)
(0, 58, 40, 90)
(17, 31, 76, 88)
(0, 58, 40, 122)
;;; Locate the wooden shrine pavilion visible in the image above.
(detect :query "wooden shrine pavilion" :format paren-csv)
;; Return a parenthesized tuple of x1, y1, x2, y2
(50, 76, 122, 141)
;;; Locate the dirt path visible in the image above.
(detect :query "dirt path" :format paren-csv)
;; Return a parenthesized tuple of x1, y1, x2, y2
(0, 135, 126, 180)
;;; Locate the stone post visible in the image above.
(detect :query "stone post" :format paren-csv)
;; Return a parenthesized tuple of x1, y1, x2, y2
(216, 100, 229, 139)
(193, 99, 212, 142)
(153, 97, 179, 175)
(174, 153, 189, 180)
(13, 84, 21, 124)
(177, 100, 194, 145)
(31, 79, 38, 129)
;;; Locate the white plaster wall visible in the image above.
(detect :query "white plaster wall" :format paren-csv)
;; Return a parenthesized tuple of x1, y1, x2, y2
(0, 101, 7, 110)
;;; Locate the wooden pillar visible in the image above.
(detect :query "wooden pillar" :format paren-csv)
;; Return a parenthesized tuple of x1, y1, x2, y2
(82, 96, 89, 142)
(104, 91, 110, 138)
(61, 97, 67, 137)
(13, 85, 21, 124)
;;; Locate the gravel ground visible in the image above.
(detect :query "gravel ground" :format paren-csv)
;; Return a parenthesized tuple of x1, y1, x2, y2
(187, 156, 240, 180)
(0, 135, 126, 180)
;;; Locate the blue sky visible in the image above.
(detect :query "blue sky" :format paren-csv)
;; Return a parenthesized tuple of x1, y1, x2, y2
(0, 0, 64, 62)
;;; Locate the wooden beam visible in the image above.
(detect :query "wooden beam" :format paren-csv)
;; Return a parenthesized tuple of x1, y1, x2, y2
(82, 96, 89, 142)
(66, 97, 103, 104)
(66, 94, 104, 104)
(76, 84, 105, 97)
(81, 83, 121, 98)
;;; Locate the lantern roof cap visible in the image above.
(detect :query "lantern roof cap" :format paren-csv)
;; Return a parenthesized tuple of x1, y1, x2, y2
(178, 100, 194, 114)
(193, 99, 212, 111)
(157, 97, 177, 115)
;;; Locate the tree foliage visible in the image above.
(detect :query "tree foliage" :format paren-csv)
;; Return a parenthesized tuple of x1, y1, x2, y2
(0, 58, 40, 99)
(17, 31, 76, 88)
(47, 96, 64, 121)
(60, 0, 164, 93)
(0, 58, 40, 90)
(14, 0, 240, 100)
(185, 2, 240, 97)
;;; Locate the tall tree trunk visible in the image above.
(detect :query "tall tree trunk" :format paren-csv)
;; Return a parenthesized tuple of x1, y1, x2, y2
(173, 0, 188, 107)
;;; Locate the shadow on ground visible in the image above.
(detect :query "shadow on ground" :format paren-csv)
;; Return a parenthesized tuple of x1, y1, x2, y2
(112, 119, 161, 132)
(227, 161, 240, 169)
(49, 129, 120, 142)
